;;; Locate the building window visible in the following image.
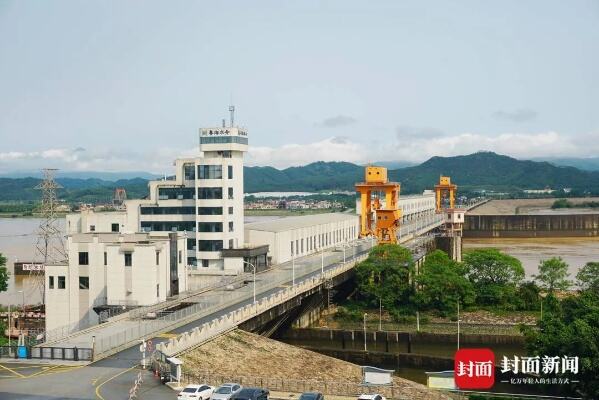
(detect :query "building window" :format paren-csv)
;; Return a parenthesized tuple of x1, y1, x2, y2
(79, 276, 89, 290)
(178, 250, 182, 264)
(228, 221, 234, 232)
(198, 207, 223, 215)
(187, 238, 196, 250)
(140, 221, 196, 232)
(79, 252, 89, 266)
(89, 225, 95, 232)
(156, 284, 160, 297)
(103, 252, 107, 266)
(291, 241, 294, 256)
(49, 276, 54, 289)
(228, 187, 234, 199)
(295, 240, 298, 255)
(156, 251, 160, 265)
(228, 207, 233, 215)
(200, 136, 248, 145)
(198, 165, 223, 179)
(228, 165, 233, 179)
(201, 259, 209, 268)
(111, 223, 119, 232)
(301, 238, 304, 254)
(58, 276, 66, 289)
(158, 187, 195, 200)
(141, 206, 195, 215)
(197, 187, 223, 200)
(229, 239, 234, 249)
(198, 240, 223, 252)
(184, 164, 196, 180)
(124, 252, 132, 267)
(198, 222, 223, 232)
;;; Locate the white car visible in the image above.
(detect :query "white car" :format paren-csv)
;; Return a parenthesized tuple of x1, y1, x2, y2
(178, 384, 214, 400)
(211, 383, 242, 400)
(358, 395, 386, 400)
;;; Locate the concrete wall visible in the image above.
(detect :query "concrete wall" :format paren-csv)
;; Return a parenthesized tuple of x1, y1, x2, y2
(464, 214, 599, 238)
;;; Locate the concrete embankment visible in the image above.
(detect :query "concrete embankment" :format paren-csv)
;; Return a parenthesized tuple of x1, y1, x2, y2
(464, 213, 599, 238)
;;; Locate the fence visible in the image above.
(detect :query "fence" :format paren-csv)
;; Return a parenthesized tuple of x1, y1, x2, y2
(178, 370, 412, 400)
(0, 345, 93, 361)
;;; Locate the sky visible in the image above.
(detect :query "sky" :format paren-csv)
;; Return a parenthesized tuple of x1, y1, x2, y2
(0, 0, 598, 173)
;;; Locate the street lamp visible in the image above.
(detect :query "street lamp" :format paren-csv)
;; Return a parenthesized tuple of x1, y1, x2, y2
(363, 313, 368, 351)
(242, 260, 256, 305)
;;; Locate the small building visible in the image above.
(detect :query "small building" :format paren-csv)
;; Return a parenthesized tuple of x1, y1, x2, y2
(245, 213, 360, 264)
(45, 232, 187, 332)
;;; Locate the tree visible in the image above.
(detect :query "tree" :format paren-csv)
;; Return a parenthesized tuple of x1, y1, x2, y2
(415, 250, 475, 315)
(463, 249, 525, 306)
(577, 262, 599, 295)
(521, 291, 599, 398)
(0, 252, 8, 292)
(354, 244, 414, 313)
(534, 257, 571, 293)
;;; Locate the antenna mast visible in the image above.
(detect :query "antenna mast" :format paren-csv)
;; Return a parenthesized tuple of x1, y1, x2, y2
(229, 105, 235, 127)
(34, 168, 67, 303)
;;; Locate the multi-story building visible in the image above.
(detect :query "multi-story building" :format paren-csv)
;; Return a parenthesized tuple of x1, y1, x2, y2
(66, 112, 248, 273)
(45, 232, 187, 332)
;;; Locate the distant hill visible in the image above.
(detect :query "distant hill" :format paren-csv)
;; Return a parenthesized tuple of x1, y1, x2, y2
(390, 152, 599, 193)
(534, 157, 599, 172)
(1, 152, 598, 202)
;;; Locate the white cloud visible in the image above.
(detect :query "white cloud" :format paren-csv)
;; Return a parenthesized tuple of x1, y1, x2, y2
(1, 131, 597, 173)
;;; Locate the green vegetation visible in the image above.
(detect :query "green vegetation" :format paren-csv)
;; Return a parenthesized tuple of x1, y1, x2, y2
(463, 248, 525, 307)
(347, 246, 538, 322)
(0, 253, 8, 292)
(576, 262, 599, 295)
(415, 250, 474, 315)
(533, 257, 572, 293)
(244, 209, 344, 216)
(521, 290, 599, 398)
(354, 244, 415, 314)
(0, 202, 38, 216)
(552, 198, 599, 209)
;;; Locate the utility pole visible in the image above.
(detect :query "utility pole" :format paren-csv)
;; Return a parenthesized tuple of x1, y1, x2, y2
(35, 168, 67, 303)
(457, 299, 460, 350)
(363, 313, 368, 351)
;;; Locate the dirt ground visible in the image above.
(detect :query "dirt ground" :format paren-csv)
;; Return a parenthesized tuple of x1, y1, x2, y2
(181, 329, 450, 400)
(469, 198, 599, 215)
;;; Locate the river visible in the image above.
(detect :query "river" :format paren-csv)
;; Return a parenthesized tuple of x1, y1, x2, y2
(463, 237, 599, 279)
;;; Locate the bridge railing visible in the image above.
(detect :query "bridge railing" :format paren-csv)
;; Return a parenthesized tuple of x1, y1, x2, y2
(95, 245, 372, 359)
(156, 254, 368, 357)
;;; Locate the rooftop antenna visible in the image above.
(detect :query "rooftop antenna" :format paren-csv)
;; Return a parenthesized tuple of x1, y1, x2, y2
(229, 105, 235, 127)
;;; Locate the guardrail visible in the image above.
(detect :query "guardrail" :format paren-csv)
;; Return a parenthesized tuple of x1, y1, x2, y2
(0, 345, 93, 361)
(156, 254, 367, 356)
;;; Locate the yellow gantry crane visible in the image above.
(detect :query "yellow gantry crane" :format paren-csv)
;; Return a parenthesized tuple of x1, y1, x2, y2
(434, 175, 457, 211)
(355, 166, 402, 244)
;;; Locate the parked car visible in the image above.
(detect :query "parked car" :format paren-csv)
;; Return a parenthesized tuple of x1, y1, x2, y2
(230, 387, 269, 400)
(299, 392, 324, 400)
(357, 394, 386, 400)
(211, 383, 243, 400)
(178, 384, 214, 400)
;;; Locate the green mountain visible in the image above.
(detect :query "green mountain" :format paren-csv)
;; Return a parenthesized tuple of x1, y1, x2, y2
(1, 152, 598, 203)
(390, 152, 599, 193)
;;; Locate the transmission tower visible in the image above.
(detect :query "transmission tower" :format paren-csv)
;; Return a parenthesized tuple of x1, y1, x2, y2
(34, 168, 68, 303)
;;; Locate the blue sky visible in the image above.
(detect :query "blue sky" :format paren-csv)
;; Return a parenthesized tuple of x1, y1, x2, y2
(1, 0, 598, 172)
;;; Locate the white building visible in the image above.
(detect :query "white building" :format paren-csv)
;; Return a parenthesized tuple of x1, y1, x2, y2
(355, 191, 437, 224)
(45, 232, 187, 332)
(66, 112, 248, 273)
(245, 213, 360, 264)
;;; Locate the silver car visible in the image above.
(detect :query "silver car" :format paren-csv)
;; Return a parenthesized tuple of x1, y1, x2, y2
(211, 383, 242, 400)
